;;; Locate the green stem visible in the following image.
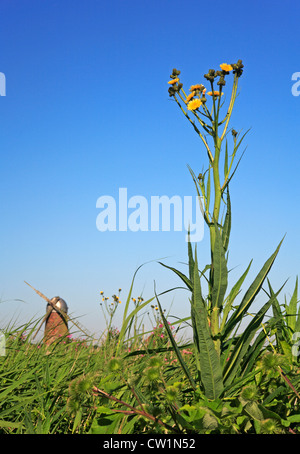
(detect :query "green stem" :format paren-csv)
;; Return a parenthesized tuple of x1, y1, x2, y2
(220, 74, 238, 141)
(174, 96, 214, 163)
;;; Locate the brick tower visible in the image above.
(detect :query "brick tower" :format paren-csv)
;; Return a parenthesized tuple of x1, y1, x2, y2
(44, 296, 69, 346)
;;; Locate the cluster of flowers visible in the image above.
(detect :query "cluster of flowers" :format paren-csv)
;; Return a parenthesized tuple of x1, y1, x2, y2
(100, 289, 122, 317)
(167, 60, 244, 111)
(100, 289, 122, 305)
(131, 296, 144, 306)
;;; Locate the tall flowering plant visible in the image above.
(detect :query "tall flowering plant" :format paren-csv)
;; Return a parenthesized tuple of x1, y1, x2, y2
(157, 60, 285, 399)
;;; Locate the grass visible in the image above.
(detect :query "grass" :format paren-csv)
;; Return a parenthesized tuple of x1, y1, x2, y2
(1, 284, 300, 435)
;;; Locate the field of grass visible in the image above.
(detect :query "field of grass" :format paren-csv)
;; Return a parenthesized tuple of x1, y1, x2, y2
(1, 280, 300, 435)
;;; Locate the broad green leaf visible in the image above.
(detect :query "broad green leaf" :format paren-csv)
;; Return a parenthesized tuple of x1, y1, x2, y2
(89, 413, 124, 434)
(192, 248, 223, 399)
(244, 401, 264, 421)
(211, 222, 228, 310)
(72, 408, 83, 434)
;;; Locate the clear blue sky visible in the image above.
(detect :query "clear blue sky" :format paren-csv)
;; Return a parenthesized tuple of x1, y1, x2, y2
(0, 0, 299, 339)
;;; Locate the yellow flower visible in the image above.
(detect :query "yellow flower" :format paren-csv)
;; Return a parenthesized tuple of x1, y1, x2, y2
(189, 84, 204, 91)
(207, 91, 223, 97)
(187, 98, 202, 111)
(100, 291, 104, 294)
(220, 63, 233, 71)
(168, 78, 179, 85)
(185, 91, 195, 103)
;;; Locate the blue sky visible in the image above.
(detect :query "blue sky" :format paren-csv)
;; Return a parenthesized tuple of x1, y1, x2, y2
(0, 0, 299, 339)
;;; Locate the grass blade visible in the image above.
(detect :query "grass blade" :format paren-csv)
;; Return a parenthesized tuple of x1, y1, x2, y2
(154, 286, 197, 390)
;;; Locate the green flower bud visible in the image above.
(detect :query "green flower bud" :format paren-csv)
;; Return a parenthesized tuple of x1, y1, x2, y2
(260, 419, 281, 434)
(165, 386, 178, 402)
(231, 59, 244, 77)
(146, 367, 160, 381)
(149, 357, 162, 368)
(168, 86, 176, 97)
(217, 76, 226, 86)
(204, 69, 216, 82)
(240, 385, 258, 403)
(108, 358, 121, 372)
(170, 68, 181, 78)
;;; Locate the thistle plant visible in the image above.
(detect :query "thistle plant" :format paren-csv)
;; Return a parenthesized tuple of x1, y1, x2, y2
(100, 289, 122, 343)
(159, 60, 286, 399)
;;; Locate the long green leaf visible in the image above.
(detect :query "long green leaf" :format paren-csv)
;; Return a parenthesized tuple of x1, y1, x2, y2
(159, 262, 192, 291)
(0, 420, 23, 430)
(187, 164, 210, 225)
(223, 238, 284, 340)
(116, 296, 155, 355)
(154, 288, 196, 390)
(221, 188, 231, 252)
(268, 280, 286, 347)
(192, 248, 224, 399)
(0, 364, 41, 401)
(223, 282, 285, 386)
(294, 277, 300, 334)
(224, 138, 228, 179)
(286, 276, 298, 333)
(211, 221, 228, 310)
(187, 230, 195, 283)
(221, 259, 252, 333)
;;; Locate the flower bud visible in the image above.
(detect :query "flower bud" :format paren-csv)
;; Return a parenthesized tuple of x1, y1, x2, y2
(217, 76, 226, 86)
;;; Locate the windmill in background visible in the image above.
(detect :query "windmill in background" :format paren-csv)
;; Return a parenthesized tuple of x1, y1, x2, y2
(25, 281, 90, 346)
